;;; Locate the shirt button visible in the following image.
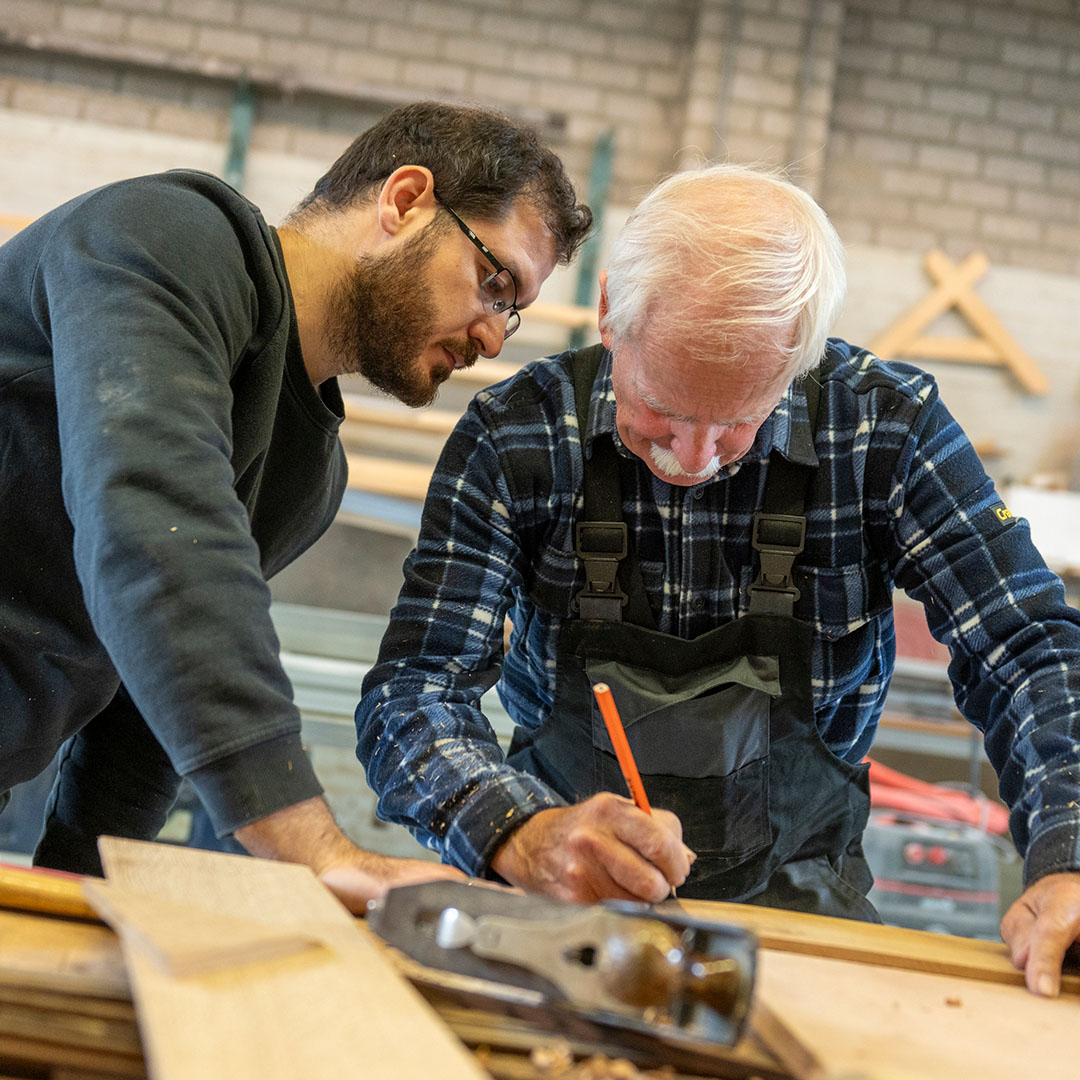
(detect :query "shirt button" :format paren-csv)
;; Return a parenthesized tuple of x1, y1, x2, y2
(691, 596, 705, 611)
(693, 487, 704, 500)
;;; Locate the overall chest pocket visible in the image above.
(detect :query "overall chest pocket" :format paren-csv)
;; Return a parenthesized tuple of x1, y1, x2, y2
(584, 655, 779, 860)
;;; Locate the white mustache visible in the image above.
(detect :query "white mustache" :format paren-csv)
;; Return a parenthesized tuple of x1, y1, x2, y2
(648, 443, 721, 480)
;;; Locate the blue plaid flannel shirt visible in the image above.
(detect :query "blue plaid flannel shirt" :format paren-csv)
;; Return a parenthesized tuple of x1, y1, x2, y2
(357, 339, 1080, 884)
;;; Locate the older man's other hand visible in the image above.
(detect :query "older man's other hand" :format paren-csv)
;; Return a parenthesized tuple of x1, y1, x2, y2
(1000, 872, 1080, 997)
(488, 792, 695, 904)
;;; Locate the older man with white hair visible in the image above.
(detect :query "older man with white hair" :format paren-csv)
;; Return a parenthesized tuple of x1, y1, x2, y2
(357, 164, 1080, 997)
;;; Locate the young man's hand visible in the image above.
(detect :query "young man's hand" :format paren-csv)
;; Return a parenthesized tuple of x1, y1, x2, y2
(235, 795, 464, 912)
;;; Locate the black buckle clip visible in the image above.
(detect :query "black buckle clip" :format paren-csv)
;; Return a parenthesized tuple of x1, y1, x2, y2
(750, 512, 806, 603)
(573, 522, 628, 610)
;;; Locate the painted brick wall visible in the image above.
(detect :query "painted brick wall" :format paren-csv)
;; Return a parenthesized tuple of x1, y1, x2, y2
(1, 0, 1078, 477)
(678, 0, 846, 198)
(823, 0, 1080, 274)
(3, 0, 1077, 271)
(0, 0, 700, 209)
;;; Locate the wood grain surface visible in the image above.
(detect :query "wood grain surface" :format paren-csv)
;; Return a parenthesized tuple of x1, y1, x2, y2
(675, 898, 1080, 995)
(97, 838, 487, 1080)
(757, 947, 1079, 1080)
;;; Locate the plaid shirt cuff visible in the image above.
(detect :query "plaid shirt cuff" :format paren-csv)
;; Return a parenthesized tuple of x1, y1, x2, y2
(1023, 820, 1080, 886)
(441, 771, 567, 876)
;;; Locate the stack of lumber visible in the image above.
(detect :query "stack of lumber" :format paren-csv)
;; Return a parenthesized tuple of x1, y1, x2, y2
(1, 851, 1077, 1080)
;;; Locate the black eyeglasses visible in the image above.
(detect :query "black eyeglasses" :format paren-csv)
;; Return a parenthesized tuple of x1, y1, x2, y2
(435, 194, 521, 339)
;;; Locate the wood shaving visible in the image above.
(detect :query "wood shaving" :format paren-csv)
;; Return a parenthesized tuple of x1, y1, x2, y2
(530, 1042, 574, 1075)
(528, 1043, 676, 1079)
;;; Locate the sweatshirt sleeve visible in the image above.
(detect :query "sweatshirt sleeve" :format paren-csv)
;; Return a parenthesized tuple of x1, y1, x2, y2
(35, 177, 322, 834)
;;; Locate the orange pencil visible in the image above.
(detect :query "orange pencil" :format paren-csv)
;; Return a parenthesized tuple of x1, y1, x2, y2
(592, 682, 652, 814)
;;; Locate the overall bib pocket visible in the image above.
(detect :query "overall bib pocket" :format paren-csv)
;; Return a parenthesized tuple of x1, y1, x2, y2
(585, 655, 779, 860)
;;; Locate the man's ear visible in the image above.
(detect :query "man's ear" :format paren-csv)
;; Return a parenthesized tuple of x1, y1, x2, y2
(376, 165, 437, 236)
(597, 269, 614, 349)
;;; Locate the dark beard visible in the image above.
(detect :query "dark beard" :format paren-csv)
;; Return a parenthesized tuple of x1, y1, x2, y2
(326, 224, 471, 408)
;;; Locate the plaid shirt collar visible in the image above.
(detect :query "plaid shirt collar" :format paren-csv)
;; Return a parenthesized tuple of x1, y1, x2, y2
(584, 349, 819, 478)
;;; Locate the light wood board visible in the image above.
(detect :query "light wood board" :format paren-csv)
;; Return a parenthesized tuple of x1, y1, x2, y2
(757, 947, 1080, 1080)
(0, 864, 99, 921)
(82, 880, 320, 978)
(676, 898, 1080, 995)
(0, 909, 129, 999)
(869, 249, 1049, 395)
(97, 838, 487, 1080)
(345, 452, 432, 500)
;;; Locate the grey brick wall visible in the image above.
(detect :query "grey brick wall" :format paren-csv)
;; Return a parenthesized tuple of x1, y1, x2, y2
(0, 0, 699, 209)
(1, 0, 1079, 476)
(823, 0, 1080, 274)
(3, 0, 1077, 271)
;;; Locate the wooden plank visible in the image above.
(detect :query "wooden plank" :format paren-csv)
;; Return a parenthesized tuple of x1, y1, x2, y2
(345, 453, 432, 500)
(899, 337, 1001, 363)
(924, 249, 1050, 395)
(0, 864, 99, 921)
(51, 1070, 142, 1080)
(342, 398, 459, 437)
(0, 985, 133, 1023)
(869, 251, 989, 360)
(674, 899, 1080, 995)
(747, 999, 823, 1080)
(0, 999, 140, 1056)
(0, 909, 128, 999)
(526, 300, 597, 331)
(82, 880, 322, 978)
(447, 358, 525, 387)
(757, 947, 1080, 1080)
(0, 1034, 144, 1078)
(97, 838, 486, 1080)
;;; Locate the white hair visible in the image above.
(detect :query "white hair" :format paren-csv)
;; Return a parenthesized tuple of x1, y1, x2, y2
(601, 164, 846, 380)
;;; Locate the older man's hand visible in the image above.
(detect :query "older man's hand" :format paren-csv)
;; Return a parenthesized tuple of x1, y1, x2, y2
(489, 792, 695, 904)
(1000, 872, 1080, 997)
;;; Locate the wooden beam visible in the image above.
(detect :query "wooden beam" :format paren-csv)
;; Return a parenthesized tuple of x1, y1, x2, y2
(345, 454, 432, 501)
(0, 864, 98, 921)
(342, 396, 459, 438)
(0, 213, 33, 232)
(674, 898, 1080, 995)
(0, 909, 129, 1000)
(96, 838, 487, 1080)
(869, 251, 989, 360)
(868, 249, 1049, 396)
(525, 300, 597, 331)
(899, 336, 1001, 363)
(924, 249, 1050, 395)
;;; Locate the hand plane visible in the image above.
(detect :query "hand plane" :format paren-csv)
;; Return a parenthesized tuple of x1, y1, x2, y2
(367, 881, 756, 1047)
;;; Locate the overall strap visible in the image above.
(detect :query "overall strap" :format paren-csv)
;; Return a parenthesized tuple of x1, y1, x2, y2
(748, 373, 822, 617)
(570, 347, 656, 627)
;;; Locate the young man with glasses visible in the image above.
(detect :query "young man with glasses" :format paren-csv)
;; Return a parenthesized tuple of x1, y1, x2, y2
(0, 100, 590, 910)
(359, 163, 1080, 997)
